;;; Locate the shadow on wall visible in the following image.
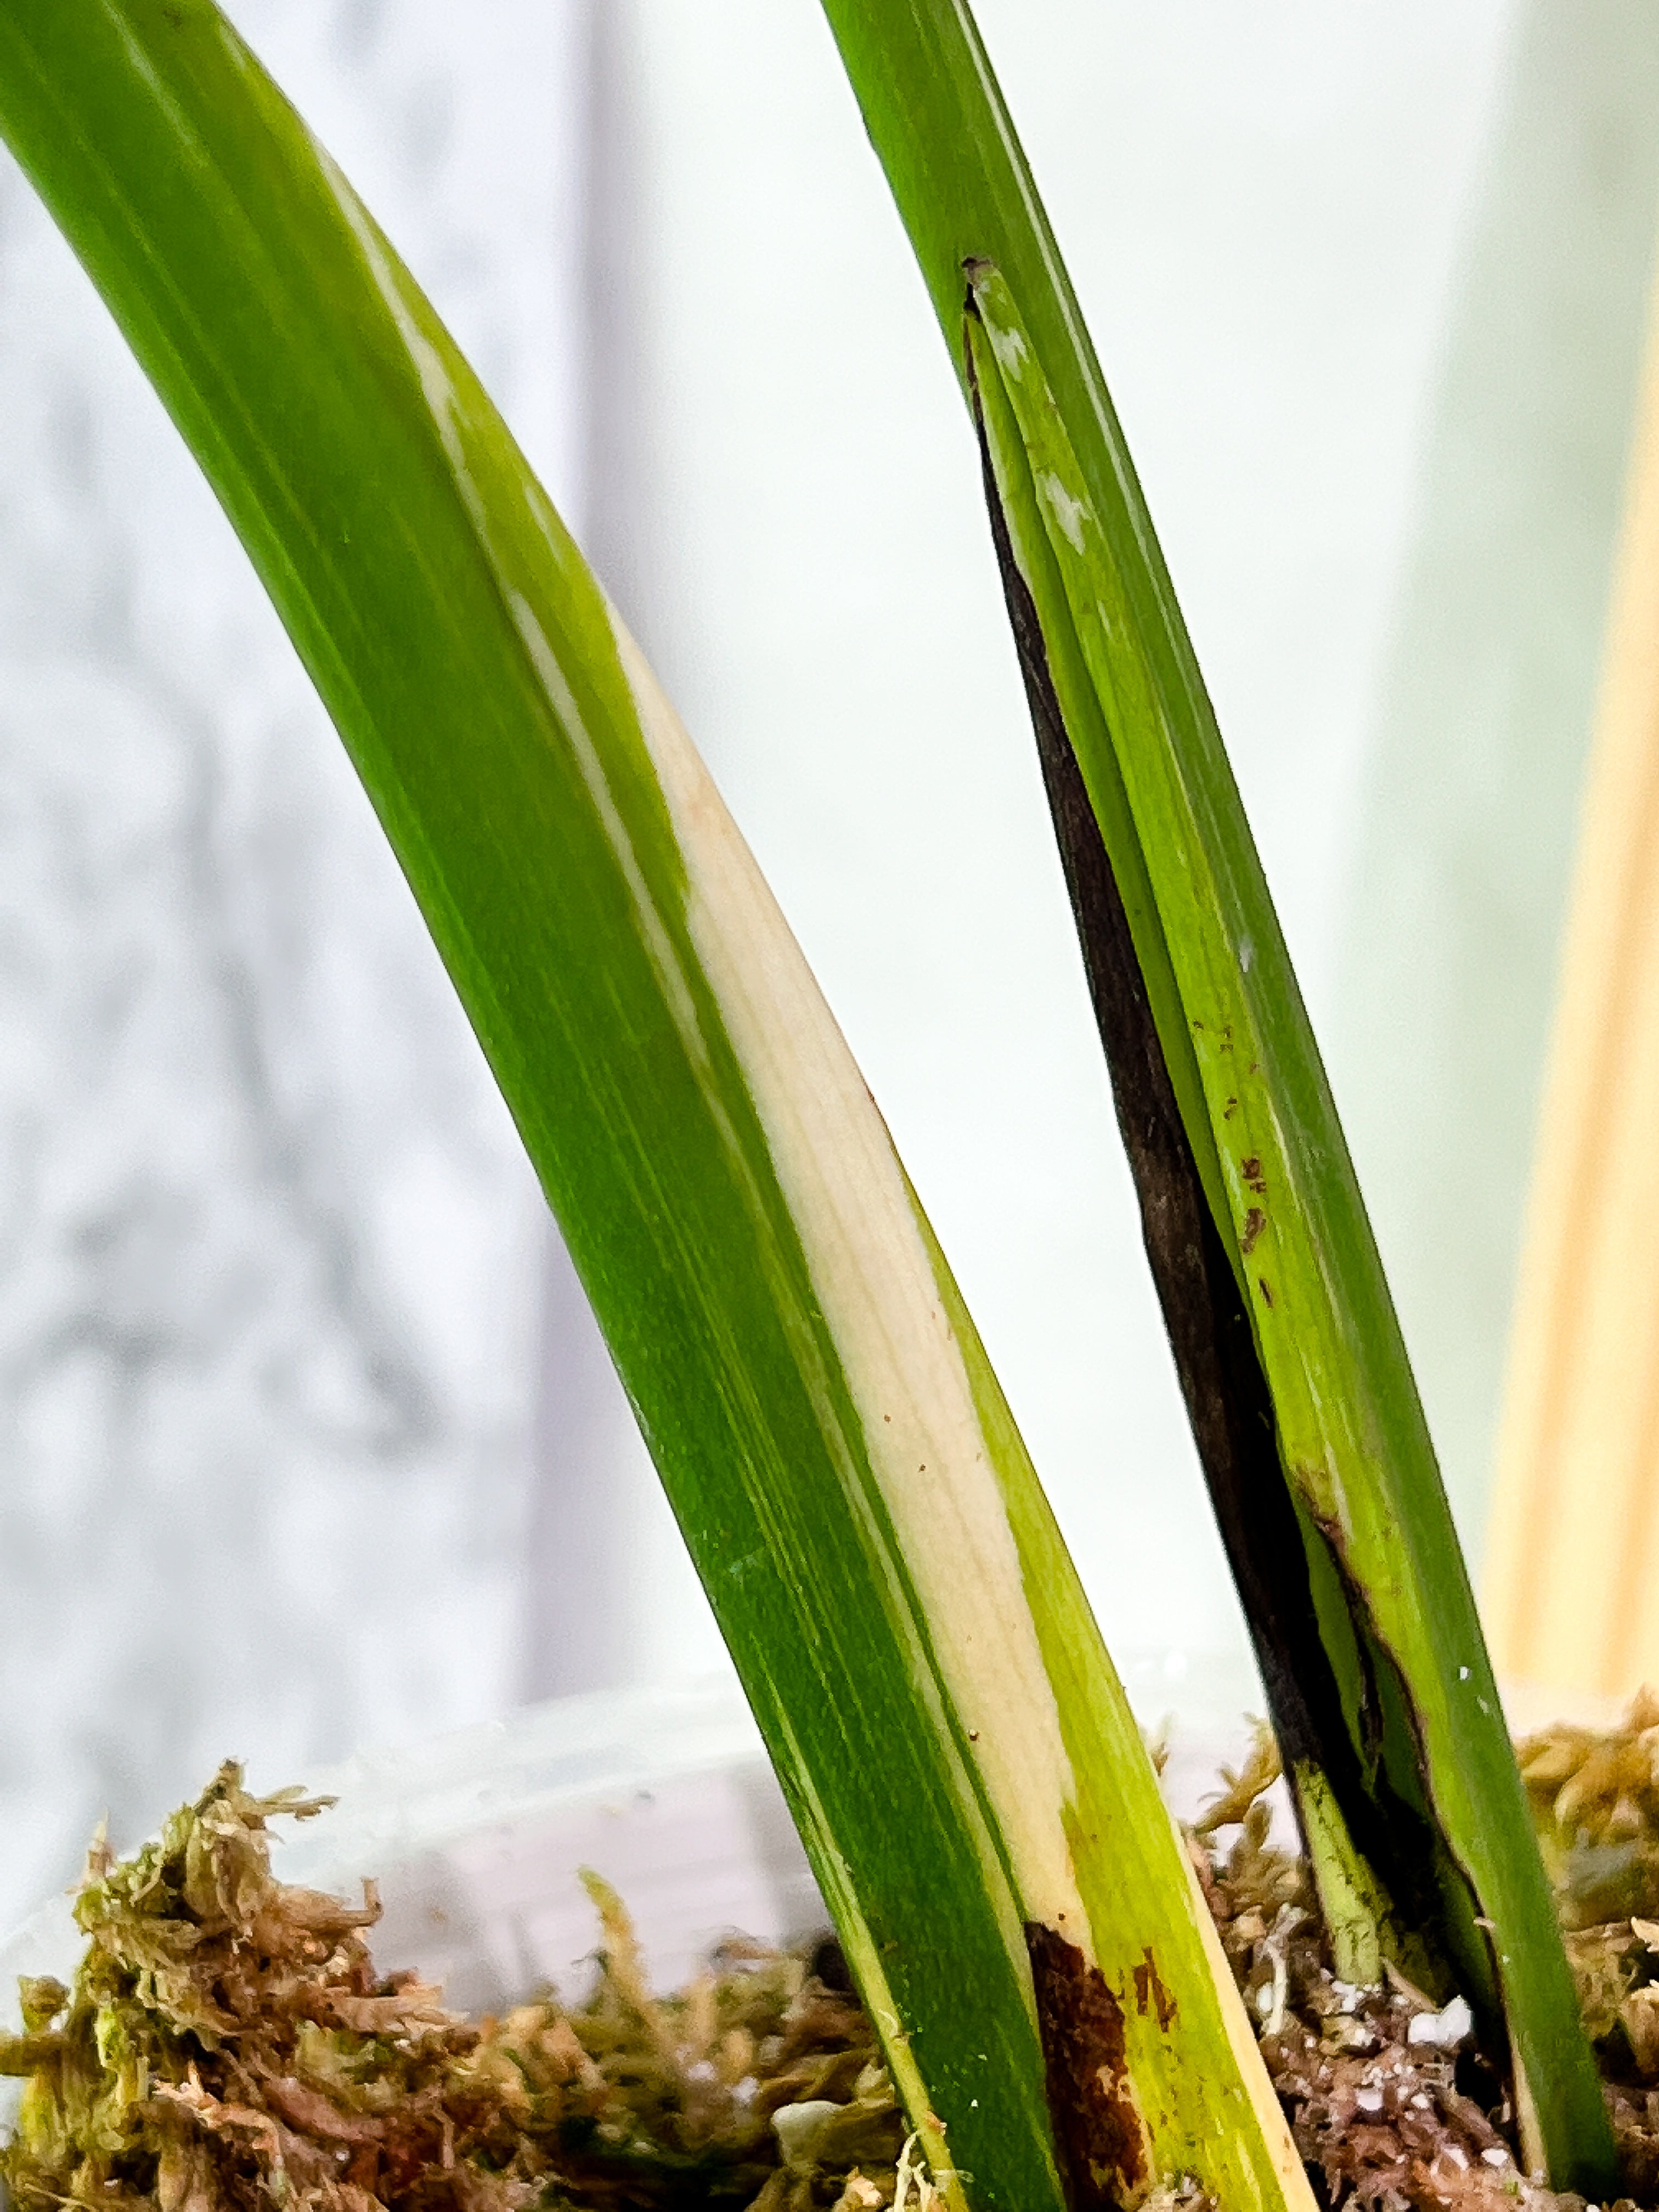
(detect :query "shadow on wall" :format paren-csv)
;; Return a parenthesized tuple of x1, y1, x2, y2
(1328, 0, 1659, 1562)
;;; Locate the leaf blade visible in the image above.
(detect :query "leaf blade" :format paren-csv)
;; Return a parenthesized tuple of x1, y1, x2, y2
(814, 1, 1617, 2186)
(0, 6, 1311, 2209)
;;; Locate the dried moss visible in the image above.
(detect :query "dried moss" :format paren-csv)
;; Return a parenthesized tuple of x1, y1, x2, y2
(1514, 1696, 1659, 2207)
(20, 1711, 1659, 2212)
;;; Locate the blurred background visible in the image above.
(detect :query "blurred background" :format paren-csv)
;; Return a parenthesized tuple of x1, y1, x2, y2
(0, 0, 1654, 1925)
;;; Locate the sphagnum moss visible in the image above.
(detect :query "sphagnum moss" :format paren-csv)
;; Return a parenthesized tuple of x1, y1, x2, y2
(0, 1767, 905, 2212)
(18, 1719, 1659, 2212)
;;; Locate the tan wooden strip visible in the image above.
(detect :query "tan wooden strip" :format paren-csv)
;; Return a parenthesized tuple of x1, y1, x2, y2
(1486, 260, 1659, 1696)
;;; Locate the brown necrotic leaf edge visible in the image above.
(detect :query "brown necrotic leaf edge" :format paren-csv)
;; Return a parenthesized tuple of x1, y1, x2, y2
(958, 282, 1490, 2067)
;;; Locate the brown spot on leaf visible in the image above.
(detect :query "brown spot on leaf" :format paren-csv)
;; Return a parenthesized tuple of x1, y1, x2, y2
(1026, 1923, 1146, 2212)
(1242, 1206, 1267, 1255)
(1132, 1947, 1177, 2033)
(1259, 1278, 1274, 1307)
(1241, 1156, 1267, 1195)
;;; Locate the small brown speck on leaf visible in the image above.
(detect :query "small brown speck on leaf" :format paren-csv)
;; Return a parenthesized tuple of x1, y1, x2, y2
(1241, 1156, 1267, 1195)
(1132, 1948, 1177, 2033)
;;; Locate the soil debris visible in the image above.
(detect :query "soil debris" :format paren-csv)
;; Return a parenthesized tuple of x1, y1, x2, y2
(1180, 1694, 1659, 2212)
(1199, 1776, 1526, 2212)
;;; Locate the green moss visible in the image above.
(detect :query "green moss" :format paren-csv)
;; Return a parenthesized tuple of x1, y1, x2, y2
(0, 1767, 906, 2212)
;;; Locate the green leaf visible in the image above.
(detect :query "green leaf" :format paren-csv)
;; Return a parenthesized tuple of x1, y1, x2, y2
(815, 1, 1616, 2190)
(0, 5, 1314, 2210)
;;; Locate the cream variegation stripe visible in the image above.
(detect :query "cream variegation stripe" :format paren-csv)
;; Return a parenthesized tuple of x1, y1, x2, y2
(561, 263, 1313, 2212)
(610, 611, 1314, 2212)
(611, 615, 1092, 1944)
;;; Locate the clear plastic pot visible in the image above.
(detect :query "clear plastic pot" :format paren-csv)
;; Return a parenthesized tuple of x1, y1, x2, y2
(0, 1660, 1262, 2039)
(0, 1678, 820, 2055)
